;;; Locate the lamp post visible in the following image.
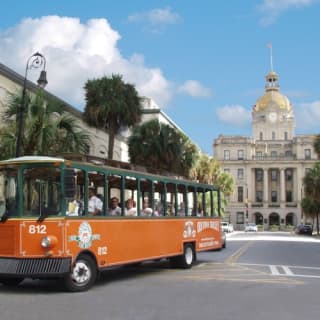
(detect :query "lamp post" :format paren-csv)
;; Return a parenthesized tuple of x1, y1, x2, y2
(15, 52, 48, 157)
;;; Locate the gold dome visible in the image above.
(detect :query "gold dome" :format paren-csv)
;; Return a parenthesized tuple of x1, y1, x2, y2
(255, 90, 291, 112)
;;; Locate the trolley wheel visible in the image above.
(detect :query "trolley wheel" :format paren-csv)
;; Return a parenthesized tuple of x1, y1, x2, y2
(64, 254, 97, 292)
(170, 244, 195, 269)
(0, 277, 24, 286)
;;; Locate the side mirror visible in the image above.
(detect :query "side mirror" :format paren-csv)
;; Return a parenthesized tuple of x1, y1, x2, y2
(64, 169, 76, 198)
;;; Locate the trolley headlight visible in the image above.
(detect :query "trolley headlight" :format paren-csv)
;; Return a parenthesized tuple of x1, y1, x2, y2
(41, 236, 57, 249)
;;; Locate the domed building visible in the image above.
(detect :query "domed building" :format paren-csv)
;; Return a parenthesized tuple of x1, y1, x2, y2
(214, 69, 317, 230)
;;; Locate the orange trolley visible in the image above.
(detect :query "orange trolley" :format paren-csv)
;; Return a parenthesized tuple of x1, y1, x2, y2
(0, 156, 222, 291)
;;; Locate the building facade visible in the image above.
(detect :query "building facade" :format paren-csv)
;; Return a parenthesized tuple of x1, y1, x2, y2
(213, 70, 317, 230)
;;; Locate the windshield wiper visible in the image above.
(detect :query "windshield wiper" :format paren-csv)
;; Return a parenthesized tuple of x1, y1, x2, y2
(37, 212, 48, 223)
(1, 211, 9, 223)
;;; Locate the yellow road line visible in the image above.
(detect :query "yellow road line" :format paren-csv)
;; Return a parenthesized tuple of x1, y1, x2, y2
(224, 241, 254, 264)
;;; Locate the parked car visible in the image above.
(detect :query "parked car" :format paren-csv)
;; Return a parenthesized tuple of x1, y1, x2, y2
(295, 224, 313, 235)
(245, 223, 258, 232)
(221, 222, 234, 233)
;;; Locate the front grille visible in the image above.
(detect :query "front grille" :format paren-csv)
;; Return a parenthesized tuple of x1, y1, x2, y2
(0, 258, 71, 277)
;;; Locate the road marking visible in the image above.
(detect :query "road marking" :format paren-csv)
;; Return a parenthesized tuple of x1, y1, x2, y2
(224, 241, 254, 264)
(240, 263, 320, 279)
(282, 266, 294, 276)
(270, 265, 281, 275)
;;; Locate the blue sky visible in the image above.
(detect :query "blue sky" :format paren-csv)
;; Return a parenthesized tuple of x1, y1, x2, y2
(1, 0, 320, 154)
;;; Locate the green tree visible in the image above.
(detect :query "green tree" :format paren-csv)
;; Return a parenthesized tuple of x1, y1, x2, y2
(190, 153, 234, 216)
(301, 197, 320, 230)
(303, 163, 320, 235)
(0, 91, 90, 159)
(128, 119, 198, 176)
(83, 74, 142, 160)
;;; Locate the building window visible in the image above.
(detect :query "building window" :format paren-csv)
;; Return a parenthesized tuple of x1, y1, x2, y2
(271, 191, 277, 202)
(272, 132, 276, 140)
(305, 149, 311, 160)
(224, 150, 230, 160)
(284, 132, 288, 140)
(286, 191, 292, 202)
(256, 169, 263, 181)
(238, 186, 244, 202)
(271, 151, 277, 159)
(237, 168, 244, 179)
(285, 169, 292, 181)
(237, 212, 244, 224)
(285, 150, 292, 158)
(256, 152, 263, 160)
(256, 191, 263, 202)
(259, 132, 263, 140)
(271, 170, 277, 181)
(224, 168, 230, 173)
(238, 150, 244, 160)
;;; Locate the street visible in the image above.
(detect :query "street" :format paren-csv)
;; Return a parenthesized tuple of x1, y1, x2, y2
(1, 231, 320, 320)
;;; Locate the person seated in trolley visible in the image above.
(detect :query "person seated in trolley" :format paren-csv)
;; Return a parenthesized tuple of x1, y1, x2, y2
(125, 198, 137, 216)
(108, 196, 122, 216)
(141, 198, 153, 216)
(88, 186, 103, 215)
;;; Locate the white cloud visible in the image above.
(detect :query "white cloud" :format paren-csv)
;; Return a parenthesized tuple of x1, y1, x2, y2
(216, 105, 251, 127)
(178, 80, 212, 98)
(0, 16, 172, 109)
(294, 101, 320, 132)
(128, 7, 181, 32)
(258, 0, 315, 25)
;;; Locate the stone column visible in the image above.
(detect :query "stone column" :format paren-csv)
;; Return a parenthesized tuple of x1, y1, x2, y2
(280, 168, 285, 202)
(263, 168, 268, 202)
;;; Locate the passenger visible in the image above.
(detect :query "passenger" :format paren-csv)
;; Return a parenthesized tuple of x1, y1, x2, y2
(197, 203, 204, 217)
(88, 187, 103, 215)
(108, 196, 122, 216)
(141, 199, 153, 216)
(177, 202, 186, 216)
(125, 198, 137, 216)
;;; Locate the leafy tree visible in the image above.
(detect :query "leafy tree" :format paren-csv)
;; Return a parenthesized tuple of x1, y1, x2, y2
(303, 162, 320, 234)
(83, 74, 142, 160)
(301, 197, 320, 230)
(128, 119, 198, 176)
(190, 153, 234, 216)
(0, 91, 90, 159)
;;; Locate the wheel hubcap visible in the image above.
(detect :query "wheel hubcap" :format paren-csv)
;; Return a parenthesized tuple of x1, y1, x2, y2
(185, 247, 193, 265)
(72, 261, 91, 286)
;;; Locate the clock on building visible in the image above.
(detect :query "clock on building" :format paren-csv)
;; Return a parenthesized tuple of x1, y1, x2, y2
(268, 112, 277, 122)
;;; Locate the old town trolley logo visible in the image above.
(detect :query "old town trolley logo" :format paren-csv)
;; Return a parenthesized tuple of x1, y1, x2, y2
(69, 222, 101, 249)
(183, 221, 196, 238)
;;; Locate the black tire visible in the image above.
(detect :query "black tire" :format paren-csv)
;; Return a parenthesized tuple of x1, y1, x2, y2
(64, 254, 97, 292)
(0, 277, 24, 286)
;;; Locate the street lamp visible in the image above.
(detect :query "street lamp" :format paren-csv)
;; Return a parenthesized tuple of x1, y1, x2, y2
(15, 52, 48, 157)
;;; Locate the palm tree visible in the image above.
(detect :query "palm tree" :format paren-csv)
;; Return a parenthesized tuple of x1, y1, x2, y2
(189, 153, 234, 217)
(83, 74, 142, 160)
(301, 197, 320, 230)
(128, 119, 198, 176)
(303, 162, 320, 234)
(0, 91, 90, 159)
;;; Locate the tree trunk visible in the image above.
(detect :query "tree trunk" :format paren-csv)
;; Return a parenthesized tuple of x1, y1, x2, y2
(108, 130, 115, 160)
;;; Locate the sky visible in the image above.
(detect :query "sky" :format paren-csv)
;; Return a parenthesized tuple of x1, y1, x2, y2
(1, 0, 320, 155)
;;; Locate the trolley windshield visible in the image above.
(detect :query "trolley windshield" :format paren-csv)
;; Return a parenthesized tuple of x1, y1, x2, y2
(0, 166, 62, 219)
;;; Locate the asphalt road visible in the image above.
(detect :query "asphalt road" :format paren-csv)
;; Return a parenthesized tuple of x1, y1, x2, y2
(1, 231, 320, 320)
